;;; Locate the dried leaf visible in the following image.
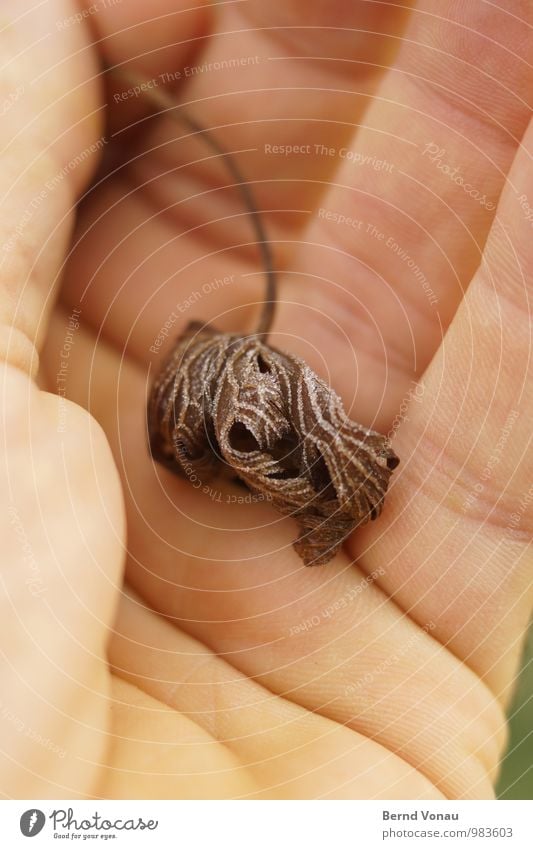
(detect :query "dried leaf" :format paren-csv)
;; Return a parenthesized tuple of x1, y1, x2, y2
(148, 322, 399, 565)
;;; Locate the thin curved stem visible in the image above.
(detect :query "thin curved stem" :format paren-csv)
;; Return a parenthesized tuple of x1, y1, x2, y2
(104, 65, 277, 337)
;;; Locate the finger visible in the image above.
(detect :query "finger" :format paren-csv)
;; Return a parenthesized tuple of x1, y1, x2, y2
(107, 591, 444, 799)
(81, 0, 209, 73)
(144, 0, 413, 226)
(100, 676, 259, 799)
(350, 116, 533, 702)
(41, 313, 505, 798)
(60, 172, 267, 356)
(0, 2, 124, 795)
(0, 367, 124, 795)
(1, 0, 105, 375)
(273, 0, 533, 428)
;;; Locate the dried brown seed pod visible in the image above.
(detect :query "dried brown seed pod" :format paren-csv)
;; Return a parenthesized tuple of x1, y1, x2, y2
(148, 323, 399, 565)
(113, 66, 400, 563)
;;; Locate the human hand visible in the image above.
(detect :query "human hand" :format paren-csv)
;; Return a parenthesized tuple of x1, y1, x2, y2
(2, 0, 531, 799)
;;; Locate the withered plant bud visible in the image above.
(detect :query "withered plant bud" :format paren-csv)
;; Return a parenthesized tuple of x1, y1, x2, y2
(148, 323, 399, 565)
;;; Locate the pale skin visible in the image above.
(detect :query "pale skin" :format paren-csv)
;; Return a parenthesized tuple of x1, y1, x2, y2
(1, 0, 532, 800)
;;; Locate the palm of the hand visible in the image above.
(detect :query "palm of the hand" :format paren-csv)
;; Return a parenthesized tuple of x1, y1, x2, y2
(5, 0, 532, 800)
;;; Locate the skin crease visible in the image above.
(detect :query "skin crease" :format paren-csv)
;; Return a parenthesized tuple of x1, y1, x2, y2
(0, 0, 532, 800)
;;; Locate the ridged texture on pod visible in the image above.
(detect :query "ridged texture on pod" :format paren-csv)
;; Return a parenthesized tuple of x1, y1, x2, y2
(148, 322, 399, 565)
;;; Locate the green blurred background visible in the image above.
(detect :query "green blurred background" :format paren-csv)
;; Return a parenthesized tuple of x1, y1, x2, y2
(496, 622, 533, 799)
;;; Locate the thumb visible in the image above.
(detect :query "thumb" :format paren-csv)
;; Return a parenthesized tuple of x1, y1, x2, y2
(1, 368, 125, 796)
